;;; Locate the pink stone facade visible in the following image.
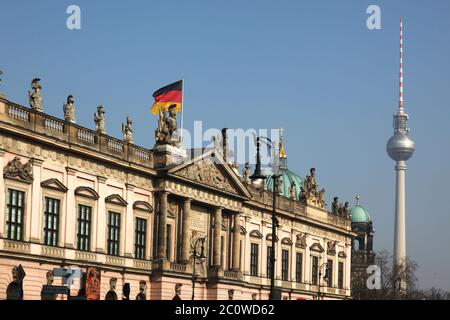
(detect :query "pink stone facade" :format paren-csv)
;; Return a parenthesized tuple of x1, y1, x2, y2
(0, 97, 354, 300)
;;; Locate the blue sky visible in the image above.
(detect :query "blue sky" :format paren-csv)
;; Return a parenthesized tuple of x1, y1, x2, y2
(1, 0, 450, 290)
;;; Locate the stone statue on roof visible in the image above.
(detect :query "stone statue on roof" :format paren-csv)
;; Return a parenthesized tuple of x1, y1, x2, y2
(28, 78, 43, 111)
(63, 95, 76, 123)
(122, 116, 133, 143)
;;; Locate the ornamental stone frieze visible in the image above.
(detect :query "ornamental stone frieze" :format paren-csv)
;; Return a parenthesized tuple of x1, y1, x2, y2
(3, 156, 34, 183)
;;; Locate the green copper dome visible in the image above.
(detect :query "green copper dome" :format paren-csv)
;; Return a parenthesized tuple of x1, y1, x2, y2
(265, 129, 303, 198)
(350, 205, 371, 223)
(266, 165, 303, 199)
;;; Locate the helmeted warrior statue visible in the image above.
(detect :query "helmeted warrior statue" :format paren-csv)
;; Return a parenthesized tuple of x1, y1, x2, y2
(136, 281, 146, 300)
(28, 78, 43, 111)
(105, 278, 118, 300)
(122, 116, 133, 143)
(63, 95, 76, 123)
(6, 265, 25, 300)
(155, 104, 178, 145)
(94, 105, 106, 134)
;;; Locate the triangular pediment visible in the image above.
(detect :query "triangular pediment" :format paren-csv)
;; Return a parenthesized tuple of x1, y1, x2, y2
(168, 149, 252, 199)
(105, 194, 128, 207)
(41, 178, 68, 193)
(310, 242, 325, 253)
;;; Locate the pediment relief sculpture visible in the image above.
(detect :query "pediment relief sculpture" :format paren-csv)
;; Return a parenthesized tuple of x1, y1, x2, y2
(175, 158, 235, 193)
(3, 157, 34, 183)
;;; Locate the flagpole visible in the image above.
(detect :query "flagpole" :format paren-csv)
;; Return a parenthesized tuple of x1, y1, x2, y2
(180, 78, 184, 142)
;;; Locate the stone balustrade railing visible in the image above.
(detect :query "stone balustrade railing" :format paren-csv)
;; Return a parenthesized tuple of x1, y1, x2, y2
(0, 98, 154, 168)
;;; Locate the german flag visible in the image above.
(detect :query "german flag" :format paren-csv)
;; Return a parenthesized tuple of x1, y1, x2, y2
(150, 80, 183, 114)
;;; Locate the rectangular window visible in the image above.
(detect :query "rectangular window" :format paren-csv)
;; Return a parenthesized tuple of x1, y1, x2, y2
(338, 262, 344, 289)
(312, 256, 319, 285)
(77, 205, 92, 251)
(44, 197, 60, 246)
(267, 246, 273, 279)
(6, 189, 25, 241)
(296, 252, 303, 283)
(326, 259, 333, 287)
(281, 249, 289, 281)
(135, 217, 147, 260)
(107, 212, 121, 256)
(250, 243, 259, 276)
(166, 224, 172, 260)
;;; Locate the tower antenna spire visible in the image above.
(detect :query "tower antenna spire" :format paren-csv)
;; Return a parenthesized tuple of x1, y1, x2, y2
(399, 17, 404, 111)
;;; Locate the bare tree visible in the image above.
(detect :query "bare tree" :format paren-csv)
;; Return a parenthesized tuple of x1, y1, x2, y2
(352, 250, 422, 300)
(423, 287, 450, 300)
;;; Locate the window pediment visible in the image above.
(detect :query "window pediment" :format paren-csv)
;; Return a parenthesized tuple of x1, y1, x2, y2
(310, 242, 325, 253)
(41, 178, 68, 193)
(249, 230, 263, 239)
(338, 251, 347, 258)
(266, 233, 279, 242)
(75, 186, 99, 200)
(281, 237, 293, 246)
(133, 201, 153, 213)
(105, 194, 128, 207)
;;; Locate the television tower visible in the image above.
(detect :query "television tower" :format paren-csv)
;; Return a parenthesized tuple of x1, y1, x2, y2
(386, 17, 415, 291)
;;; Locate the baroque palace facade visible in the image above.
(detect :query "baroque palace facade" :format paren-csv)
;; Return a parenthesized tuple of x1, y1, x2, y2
(0, 80, 355, 300)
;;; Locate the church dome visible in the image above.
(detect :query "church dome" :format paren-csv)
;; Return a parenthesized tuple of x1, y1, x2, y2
(350, 196, 371, 223)
(265, 129, 303, 198)
(266, 166, 303, 198)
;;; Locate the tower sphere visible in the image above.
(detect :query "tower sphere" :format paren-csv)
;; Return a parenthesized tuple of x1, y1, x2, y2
(386, 132, 415, 161)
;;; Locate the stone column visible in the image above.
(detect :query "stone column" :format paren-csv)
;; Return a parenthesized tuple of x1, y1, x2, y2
(232, 212, 241, 271)
(157, 191, 168, 259)
(64, 167, 77, 248)
(212, 207, 222, 267)
(0, 150, 5, 238)
(124, 183, 134, 258)
(30, 158, 44, 242)
(181, 198, 191, 263)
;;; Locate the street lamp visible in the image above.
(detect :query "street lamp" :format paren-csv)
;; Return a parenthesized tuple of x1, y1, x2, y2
(191, 236, 206, 300)
(317, 262, 329, 300)
(249, 135, 281, 300)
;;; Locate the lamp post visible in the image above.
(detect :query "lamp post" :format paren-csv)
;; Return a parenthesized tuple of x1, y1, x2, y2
(191, 236, 206, 301)
(317, 262, 329, 300)
(250, 135, 281, 300)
